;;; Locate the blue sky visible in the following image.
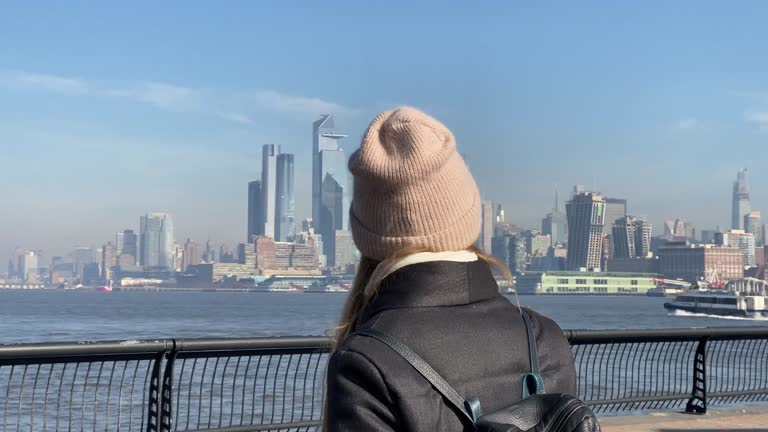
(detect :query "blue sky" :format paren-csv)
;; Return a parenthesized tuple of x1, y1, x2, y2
(2, 1, 768, 265)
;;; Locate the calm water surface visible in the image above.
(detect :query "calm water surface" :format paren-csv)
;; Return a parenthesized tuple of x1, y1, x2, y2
(1, 291, 767, 344)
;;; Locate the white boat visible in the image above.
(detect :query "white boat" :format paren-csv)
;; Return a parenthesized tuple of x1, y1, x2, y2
(664, 278, 768, 317)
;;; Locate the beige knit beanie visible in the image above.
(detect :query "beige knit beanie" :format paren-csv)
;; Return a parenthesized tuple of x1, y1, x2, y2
(348, 107, 481, 261)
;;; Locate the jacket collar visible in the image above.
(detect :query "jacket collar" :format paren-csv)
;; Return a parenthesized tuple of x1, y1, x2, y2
(360, 259, 501, 322)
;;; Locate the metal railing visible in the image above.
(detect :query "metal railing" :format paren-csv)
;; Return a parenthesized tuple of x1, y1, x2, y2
(2, 327, 768, 431)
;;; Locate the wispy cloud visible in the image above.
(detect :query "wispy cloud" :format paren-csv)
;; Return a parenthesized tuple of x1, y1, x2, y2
(674, 117, 699, 131)
(0, 70, 88, 94)
(0, 69, 352, 124)
(251, 90, 352, 115)
(745, 111, 768, 131)
(217, 111, 256, 125)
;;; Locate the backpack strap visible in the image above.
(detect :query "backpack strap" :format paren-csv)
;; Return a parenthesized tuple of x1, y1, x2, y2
(521, 308, 545, 397)
(353, 328, 476, 425)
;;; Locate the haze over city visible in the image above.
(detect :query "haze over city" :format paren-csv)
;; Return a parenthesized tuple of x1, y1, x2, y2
(3, 1, 768, 265)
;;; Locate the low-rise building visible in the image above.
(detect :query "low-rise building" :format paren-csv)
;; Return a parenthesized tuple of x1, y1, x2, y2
(658, 244, 744, 283)
(516, 271, 657, 295)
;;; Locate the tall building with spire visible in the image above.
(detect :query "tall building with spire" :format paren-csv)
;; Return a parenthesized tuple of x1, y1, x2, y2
(566, 192, 605, 270)
(732, 168, 751, 230)
(312, 114, 351, 264)
(542, 189, 568, 245)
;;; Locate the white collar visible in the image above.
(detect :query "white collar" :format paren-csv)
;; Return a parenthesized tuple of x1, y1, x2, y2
(380, 250, 479, 281)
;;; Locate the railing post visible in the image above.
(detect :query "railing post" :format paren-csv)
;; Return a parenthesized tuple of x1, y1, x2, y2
(686, 337, 708, 414)
(160, 350, 177, 432)
(146, 351, 164, 432)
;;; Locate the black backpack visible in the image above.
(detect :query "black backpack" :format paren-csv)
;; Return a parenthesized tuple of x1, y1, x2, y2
(355, 309, 600, 432)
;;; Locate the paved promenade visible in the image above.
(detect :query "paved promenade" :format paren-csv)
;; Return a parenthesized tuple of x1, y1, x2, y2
(601, 407, 768, 432)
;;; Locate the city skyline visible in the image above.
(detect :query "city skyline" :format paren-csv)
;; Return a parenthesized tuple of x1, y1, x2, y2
(4, 2, 768, 265)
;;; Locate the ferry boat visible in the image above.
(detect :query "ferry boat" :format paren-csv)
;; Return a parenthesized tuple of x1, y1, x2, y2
(664, 278, 768, 317)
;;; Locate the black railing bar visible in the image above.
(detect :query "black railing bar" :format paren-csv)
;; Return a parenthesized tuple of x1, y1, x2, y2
(186, 419, 322, 432)
(175, 337, 331, 352)
(174, 348, 329, 360)
(586, 393, 691, 405)
(709, 389, 768, 398)
(566, 327, 768, 344)
(0, 340, 171, 359)
(0, 352, 162, 365)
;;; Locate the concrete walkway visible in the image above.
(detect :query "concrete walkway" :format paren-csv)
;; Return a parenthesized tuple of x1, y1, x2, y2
(600, 407, 768, 432)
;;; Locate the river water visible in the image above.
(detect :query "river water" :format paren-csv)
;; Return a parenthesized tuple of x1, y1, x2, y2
(1, 291, 767, 344)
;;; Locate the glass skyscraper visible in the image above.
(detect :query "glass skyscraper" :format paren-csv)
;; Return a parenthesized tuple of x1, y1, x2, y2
(275, 153, 295, 242)
(261, 144, 279, 239)
(312, 114, 350, 263)
(139, 213, 174, 269)
(247, 180, 264, 242)
(566, 192, 606, 270)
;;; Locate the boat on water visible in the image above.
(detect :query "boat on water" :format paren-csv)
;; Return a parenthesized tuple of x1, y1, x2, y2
(664, 278, 768, 317)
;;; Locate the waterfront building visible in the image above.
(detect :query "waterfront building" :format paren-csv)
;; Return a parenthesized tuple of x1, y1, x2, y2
(139, 213, 174, 270)
(275, 153, 295, 242)
(253, 235, 320, 274)
(261, 144, 279, 238)
(312, 114, 350, 264)
(657, 244, 744, 283)
(602, 198, 627, 237)
(566, 192, 606, 270)
(516, 271, 657, 295)
(211, 263, 259, 282)
(745, 211, 762, 245)
(613, 216, 652, 258)
(247, 180, 264, 242)
(732, 168, 751, 230)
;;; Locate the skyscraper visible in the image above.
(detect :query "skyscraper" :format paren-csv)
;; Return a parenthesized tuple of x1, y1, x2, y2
(719, 229, 756, 267)
(542, 190, 567, 244)
(732, 168, 751, 230)
(275, 153, 295, 242)
(100, 242, 115, 280)
(18, 251, 38, 283)
(247, 180, 264, 242)
(182, 239, 201, 272)
(612, 216, 652, 259)
(744, 211, 762, 245)
(566, 192, 606, 270)
(479, 200, 494, 253)
(602, 198, 627, 236)
(115, 231, 124, 255)
(261, 144, 279, 238)
(312, 114, 350, 264)
(320, 174, 345, 266)
(122, 229, 138, 261)
(495, 204, 505, 225)
(139, 213, 174, 269)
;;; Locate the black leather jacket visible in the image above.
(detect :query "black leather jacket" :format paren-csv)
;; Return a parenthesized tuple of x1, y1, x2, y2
(325, 259, 577, 431)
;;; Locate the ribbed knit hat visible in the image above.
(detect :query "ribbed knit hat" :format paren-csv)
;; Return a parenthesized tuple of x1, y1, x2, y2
(348, 107, 481, 261)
